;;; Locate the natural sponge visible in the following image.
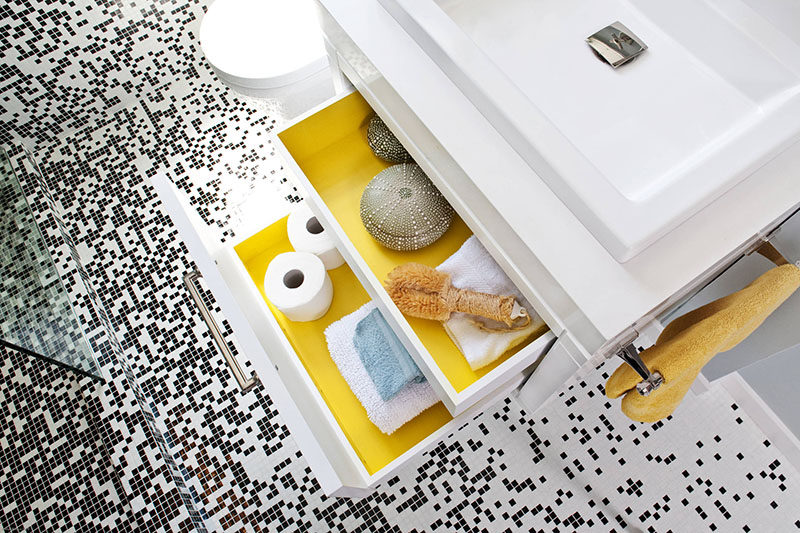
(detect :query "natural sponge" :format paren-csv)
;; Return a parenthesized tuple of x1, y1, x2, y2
(385, 262, 530, 327)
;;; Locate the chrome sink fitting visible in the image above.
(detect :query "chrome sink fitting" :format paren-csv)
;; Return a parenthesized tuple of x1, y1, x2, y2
(587, 22, 647, 68)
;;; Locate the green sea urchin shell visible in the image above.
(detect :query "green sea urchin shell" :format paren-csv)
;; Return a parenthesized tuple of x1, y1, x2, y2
(366, 114, 413, 163)
(360, 163, 454, 251)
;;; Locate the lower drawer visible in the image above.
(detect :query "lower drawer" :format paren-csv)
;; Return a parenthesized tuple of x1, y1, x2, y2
(226, 215, 564, 496)
(234, 216, 452, 476)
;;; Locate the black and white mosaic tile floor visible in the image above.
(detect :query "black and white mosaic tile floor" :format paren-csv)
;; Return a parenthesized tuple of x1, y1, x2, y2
(19, 66, 800, 532)
(0, 342, 128, 532)
(3, 0, 800, 531)
(347, 373, 800, 533)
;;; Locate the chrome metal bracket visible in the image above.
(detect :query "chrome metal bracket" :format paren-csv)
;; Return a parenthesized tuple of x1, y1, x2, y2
(616, 343, 663, 396)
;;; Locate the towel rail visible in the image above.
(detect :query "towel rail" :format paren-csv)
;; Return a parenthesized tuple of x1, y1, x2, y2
(752, 239, 800, 268)
(617, 239, 798, 396)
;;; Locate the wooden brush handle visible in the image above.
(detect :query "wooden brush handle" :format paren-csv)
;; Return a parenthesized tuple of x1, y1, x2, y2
(449, 288, 517, 326)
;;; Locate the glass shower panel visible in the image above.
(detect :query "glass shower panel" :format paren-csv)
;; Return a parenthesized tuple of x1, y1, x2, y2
(0, 149, 99, 376)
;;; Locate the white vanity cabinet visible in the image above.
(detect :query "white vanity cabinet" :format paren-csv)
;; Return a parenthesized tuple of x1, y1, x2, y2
(153, 0, 800, 498)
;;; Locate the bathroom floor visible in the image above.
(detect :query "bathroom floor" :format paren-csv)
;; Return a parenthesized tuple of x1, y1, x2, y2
(11, 53, 800, 531)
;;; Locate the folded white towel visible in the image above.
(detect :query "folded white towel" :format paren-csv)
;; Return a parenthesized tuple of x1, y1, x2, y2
(437, 236, 546, 370)
(324, 302, 439, 435)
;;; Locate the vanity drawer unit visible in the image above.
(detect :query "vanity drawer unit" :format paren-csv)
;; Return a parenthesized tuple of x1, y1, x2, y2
(154, 0, 800, 498)
(152, 90, 573, 497)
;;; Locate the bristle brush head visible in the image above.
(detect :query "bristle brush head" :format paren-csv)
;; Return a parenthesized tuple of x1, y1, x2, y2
(385, 263, 450, 293)
(387, 287, 451, 321)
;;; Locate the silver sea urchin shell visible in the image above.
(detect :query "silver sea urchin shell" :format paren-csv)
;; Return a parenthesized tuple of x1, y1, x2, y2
(360, 163, 454, 251)
(366, 114, 414, 163)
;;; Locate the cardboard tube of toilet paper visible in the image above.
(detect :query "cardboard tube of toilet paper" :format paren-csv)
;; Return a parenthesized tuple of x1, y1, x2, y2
(287, 204, 345, 270)
(264, 252, 333, 322)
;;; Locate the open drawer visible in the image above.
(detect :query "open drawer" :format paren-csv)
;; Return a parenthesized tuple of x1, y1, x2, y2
(273, 90, 556, 415)
(150, 90, 575, 497)
(234, 217, 455, 474)
(152, 174, 497, 496)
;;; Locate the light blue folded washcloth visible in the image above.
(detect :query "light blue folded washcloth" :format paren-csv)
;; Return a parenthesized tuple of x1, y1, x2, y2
(353, 308, 425, 401)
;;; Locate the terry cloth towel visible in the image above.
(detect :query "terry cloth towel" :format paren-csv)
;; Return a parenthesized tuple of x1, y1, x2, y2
(437, 236, 547, 370)
(606, 263, 800, 423)
(354, 308, 425, 401)
(325, 302, 439, 434)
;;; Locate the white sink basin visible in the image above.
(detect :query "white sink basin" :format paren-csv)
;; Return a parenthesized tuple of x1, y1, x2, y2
(379, 0, 800, 261)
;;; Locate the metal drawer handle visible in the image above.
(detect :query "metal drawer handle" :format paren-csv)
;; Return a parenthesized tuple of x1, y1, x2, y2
(184, 271, 259, 392)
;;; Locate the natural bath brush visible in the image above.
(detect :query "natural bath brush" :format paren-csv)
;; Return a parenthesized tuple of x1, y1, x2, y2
(360, 163, 454, 251)
(366, 114, 413, 163)
(384, 263, 530, 328)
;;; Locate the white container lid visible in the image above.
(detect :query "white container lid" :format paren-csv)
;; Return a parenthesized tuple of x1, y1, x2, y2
(200, 0, 327, 88)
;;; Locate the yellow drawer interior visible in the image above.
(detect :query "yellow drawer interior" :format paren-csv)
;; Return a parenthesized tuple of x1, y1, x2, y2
(278, 92, 546, 392)
(234, 217, 452, 475)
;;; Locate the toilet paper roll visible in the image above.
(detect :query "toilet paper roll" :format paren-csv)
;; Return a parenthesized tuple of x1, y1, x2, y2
(287, 204, 345, 270)
(264, 252, 333, 322)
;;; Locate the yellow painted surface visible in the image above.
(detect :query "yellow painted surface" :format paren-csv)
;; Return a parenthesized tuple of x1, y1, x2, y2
(234, 218, 452, 475)
(278, 92, 542, 392)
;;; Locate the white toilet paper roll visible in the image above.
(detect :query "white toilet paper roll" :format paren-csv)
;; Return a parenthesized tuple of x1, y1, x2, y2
(287, 204, 345, 270)
(264, 252, 333, 322)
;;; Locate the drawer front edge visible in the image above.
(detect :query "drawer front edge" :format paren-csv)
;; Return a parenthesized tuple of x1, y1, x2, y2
(150, 173, 363, 495)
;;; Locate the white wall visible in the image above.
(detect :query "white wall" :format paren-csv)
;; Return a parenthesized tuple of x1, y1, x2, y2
(739, 344, 800, 440)
(668, 210, 800, 381)
(667, 209, 800, 440)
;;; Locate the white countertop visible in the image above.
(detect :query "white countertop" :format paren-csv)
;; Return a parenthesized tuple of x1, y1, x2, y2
(378, 0, 800, 262)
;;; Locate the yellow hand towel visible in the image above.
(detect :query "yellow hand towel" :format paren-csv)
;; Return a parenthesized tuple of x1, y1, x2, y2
(606, 263, 800, 423)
